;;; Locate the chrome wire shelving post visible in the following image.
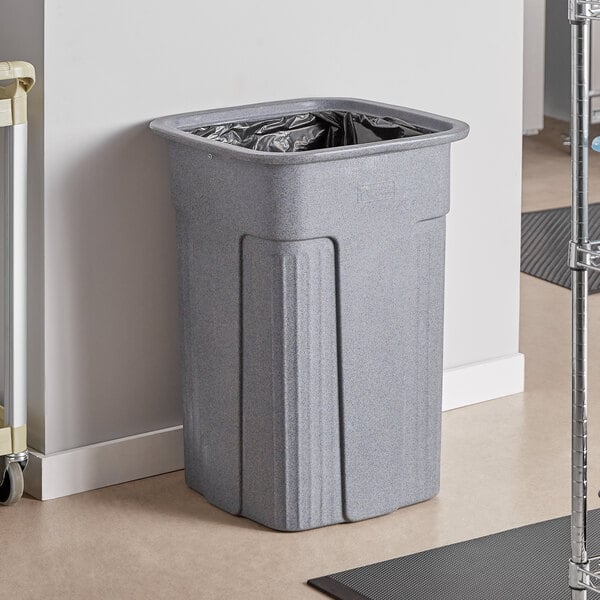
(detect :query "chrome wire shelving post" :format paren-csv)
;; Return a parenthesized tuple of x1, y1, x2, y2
(569, 9, 592, 599)
(567, 1, 600, 596)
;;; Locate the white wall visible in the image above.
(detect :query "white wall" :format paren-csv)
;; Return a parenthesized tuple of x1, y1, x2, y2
(545, 0, 572, 120)
(546, 0, 600, 121)
(4, 0, 525, 496)
(523, 0, 546, 132)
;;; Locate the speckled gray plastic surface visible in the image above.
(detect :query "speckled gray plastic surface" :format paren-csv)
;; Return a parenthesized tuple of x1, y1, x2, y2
(150, 98, 469, 531)
(308, 510, 600, 599)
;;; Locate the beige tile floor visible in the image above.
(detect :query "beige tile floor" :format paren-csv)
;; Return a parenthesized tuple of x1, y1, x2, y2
(2, 118, 600, 599)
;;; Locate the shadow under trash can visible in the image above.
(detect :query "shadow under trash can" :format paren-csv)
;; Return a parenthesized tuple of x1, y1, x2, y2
(150, 98, 469, 531)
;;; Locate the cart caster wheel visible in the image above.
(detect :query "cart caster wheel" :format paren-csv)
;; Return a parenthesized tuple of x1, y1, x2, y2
(0, 462, 24, 506)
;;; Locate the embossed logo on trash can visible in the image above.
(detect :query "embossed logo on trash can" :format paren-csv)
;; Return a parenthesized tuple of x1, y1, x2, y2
(357, 180, 396, 204)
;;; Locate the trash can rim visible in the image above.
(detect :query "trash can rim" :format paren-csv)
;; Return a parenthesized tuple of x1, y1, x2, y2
(149, 97, 469, 165)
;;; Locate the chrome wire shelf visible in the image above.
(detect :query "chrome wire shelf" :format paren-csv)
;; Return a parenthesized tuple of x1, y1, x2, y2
(570, 240, 600, 271)
(575, 557, 600, 593)
(571, 0, 600, 20)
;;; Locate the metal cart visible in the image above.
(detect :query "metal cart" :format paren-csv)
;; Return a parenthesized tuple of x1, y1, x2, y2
(0, 61, 35, 506)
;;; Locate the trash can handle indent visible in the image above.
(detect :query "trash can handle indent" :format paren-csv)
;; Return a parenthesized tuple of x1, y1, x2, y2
(0, 61, 36, 127)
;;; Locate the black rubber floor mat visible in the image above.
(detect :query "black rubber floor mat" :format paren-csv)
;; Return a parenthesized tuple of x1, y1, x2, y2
(308, 509, 600, 599)
(521, 204, 600, 292)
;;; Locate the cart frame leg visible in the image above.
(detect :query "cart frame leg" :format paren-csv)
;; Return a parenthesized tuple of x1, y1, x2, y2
(0, 61, 35, 501)
(2, 123, 29, 471)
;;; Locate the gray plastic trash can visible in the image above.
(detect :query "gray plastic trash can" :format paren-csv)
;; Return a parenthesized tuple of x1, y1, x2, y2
(150, 98, 469, 531)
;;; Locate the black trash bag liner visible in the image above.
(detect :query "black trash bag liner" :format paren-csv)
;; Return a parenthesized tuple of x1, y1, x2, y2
(190, 111, 433, 153)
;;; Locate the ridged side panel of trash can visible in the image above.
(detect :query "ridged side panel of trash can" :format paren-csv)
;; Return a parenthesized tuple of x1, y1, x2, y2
(241, 236, 343, 531)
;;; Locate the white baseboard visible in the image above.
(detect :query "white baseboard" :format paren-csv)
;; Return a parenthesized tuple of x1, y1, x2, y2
(24, 354, 524, 500)
(442, 353, 525, 411)
(25, 425, 184, 500)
